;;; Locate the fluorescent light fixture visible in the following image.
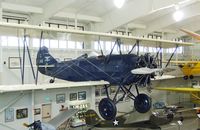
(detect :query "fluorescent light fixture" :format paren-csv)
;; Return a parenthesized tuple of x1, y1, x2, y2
(114, 0, 125, 8)
(173, 10, 184, 22)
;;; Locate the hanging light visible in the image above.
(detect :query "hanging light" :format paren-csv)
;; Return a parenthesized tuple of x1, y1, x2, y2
(114, 0, 125, 8)
(173, 5, 184, 22)
(173, 10, 184, 22)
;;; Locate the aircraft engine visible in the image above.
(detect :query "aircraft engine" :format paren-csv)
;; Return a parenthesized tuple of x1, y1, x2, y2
(136, 53, 157, 86)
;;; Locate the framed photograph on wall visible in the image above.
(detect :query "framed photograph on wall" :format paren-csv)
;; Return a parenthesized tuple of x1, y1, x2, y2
(70, 93, 77, 101)
(78, 91, 86, 100)
(16, 108, 28, 119)
(8, 57, 21, 69)
(5, 108, 14, 122)
(56, 93, 66, 103)
(34, 108, 41, 115)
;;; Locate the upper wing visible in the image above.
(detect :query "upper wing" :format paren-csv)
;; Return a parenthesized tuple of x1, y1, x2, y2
(180, 28, 200, 41)
(48, 109, 78, 128)
(0, 81, 109, 93)
(155, 87, 200, 92)
(0, 22, 194, 48)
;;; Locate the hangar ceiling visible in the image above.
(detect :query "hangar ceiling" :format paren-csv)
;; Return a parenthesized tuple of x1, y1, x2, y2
(0, 0, 200, 39)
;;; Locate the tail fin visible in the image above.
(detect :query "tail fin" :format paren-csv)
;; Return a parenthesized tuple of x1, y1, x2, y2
(36, 46, 57, 66)
(180, 28, 200, 40)
(36, 46, 57, 74)
(85, 109, 101, 126)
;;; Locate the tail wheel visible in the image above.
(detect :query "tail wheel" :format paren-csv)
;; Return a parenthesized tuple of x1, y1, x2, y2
(183, 76, 188, 80)
(189, 75, 194, 79)
(134, 94, 151, 113)
(98, 98, 117, 120)
(49, 79, 55, 83)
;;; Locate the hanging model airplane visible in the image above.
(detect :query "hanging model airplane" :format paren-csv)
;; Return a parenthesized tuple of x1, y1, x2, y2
(165, 60, 200, 80)
(36, 37, 187, 121)
(35, 34, 192, 121)
(36, 43, 159, 121)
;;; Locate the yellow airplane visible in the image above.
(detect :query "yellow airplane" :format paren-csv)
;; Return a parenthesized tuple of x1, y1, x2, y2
(168, 60, 200, 80)
(166, 29, 200, 80)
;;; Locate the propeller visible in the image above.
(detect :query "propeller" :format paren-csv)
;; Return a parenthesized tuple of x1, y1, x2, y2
(136, 53, 157, 86)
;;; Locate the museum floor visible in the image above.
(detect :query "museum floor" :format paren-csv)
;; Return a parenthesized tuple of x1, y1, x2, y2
(66, 112, 200, 130)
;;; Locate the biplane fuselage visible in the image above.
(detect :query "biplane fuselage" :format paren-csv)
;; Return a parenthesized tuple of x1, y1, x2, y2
(37, 46, 142, 86)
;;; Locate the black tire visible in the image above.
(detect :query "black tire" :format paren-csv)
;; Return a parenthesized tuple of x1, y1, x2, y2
(134, 93, 151, 113)
(189, 75, 194, 79)
(49, 79, 55, 83)
(183, 76, 188, 80)
(98, 98, 117, 120)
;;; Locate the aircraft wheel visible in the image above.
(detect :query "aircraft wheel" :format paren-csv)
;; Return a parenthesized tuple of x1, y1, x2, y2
(98, 98, 117, 120)
(134, 94, 151, 113)
(49, 79, 55, 83)
(183, 76, 188, 80)
(189, 75, 194, 79)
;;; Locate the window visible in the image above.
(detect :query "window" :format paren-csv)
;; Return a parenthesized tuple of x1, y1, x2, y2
(105, 41, 112, 51)
(1, 36, 7, 46)
(59, 40, 67, 48)
(32, 38, 40, 48)
(94, 41, 104, 50)
(149, 47, 153, 52)
(43, 39, 49, 48)
(139, 46, 144, 52)
(76, 42, 83, 49)
(68, 41, 76, 49)
(177, 47, 183, 54)
(50, 39, 58, 48)
(8, 36, 18, 46)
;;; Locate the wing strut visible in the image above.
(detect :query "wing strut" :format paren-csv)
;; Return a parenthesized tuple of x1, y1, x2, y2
(35, 31, 44, 85)
(128, 40, 139, 54)
(98, 36, 104, 56)
(165, 45, 179, 68)
(21, 29, 36, 84)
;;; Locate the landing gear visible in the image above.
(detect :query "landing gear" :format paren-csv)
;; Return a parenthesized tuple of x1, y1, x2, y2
(189, 75, 194, 79)
(183, 76, 188, 80)
(98, 98, 117, 120)
(134, 93, 151, 113)
(98, 84, 152, 120)
(49, 78, 55, 83)
(183, 75, 194, 80)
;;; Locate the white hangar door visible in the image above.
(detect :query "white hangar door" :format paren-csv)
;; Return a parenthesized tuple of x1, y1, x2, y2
(42, 103, 52, 122)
